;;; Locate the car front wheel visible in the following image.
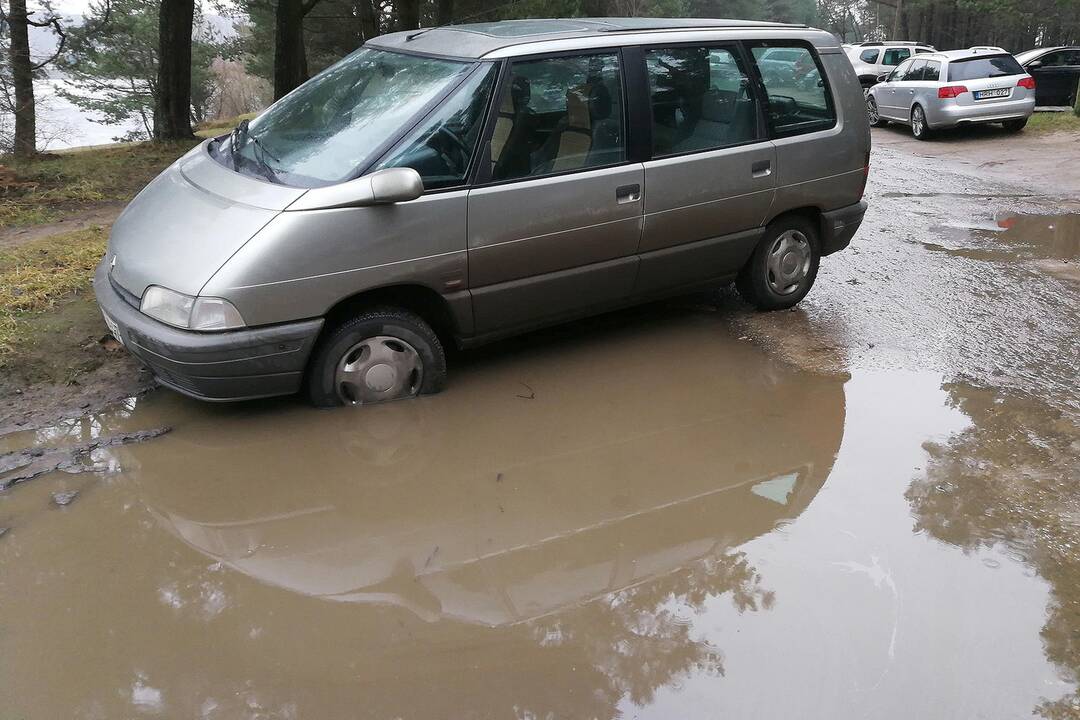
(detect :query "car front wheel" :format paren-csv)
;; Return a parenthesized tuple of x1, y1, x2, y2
(736, 216, 821, 311)
(911, 105, 932, 140)
(307, 307, 447, 407)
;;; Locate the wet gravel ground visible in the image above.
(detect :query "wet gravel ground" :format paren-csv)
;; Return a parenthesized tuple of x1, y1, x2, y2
(0, 126, 1078, 719)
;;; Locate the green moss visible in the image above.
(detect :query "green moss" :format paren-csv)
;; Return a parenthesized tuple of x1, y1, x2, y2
(0, 226, 108, 360)
(0, 140, 199, 228)
(1026, 112, 1080, 134)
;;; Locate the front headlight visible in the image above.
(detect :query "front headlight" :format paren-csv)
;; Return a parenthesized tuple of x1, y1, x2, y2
(140, 286, 245, 331)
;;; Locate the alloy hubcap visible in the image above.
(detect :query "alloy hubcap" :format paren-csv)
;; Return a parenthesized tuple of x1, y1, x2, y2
(766, 229, 812, 296)
(335, 336, 423, 405)
(913, 109, 924, 135)
(867, 98, 879, 123)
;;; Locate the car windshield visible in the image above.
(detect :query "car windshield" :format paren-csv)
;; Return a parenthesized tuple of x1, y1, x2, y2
(217, 48, 472, 187)
(948, 55, 1025, 81)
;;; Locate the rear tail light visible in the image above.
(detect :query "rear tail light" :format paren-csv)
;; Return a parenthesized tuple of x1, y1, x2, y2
(938, 85, 969, 99)
(1017, 76, 1036, 89)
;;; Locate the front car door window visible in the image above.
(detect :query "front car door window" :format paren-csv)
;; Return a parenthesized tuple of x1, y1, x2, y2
(645, 46, 758, 156)
(489, 53, 625, 181)
(375, 64, 497, 190)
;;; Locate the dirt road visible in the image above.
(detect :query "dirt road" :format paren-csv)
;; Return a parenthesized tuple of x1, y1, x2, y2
(1, 127, 1078, 719)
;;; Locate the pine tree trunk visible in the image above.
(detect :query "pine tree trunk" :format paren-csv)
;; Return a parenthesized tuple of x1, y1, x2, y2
(359, 0, 379, 40)
(7, 0, 36, 157)
(396, 0, 420, 31)
(274, 0, 308, 100)
(154, 0, 195, 139)
(436, 0, 453, 26)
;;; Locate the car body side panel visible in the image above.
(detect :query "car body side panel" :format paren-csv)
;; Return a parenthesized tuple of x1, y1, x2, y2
(771, 52, 868, 217)
(201, 191, 470, 329)
(466, 165, 645, 334)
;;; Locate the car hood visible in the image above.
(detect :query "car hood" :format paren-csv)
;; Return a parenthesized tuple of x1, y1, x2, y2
(107, 141, 307, 298)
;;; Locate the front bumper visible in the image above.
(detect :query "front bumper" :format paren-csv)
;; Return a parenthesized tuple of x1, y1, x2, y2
(820, 200, 868, 256)
(94, 259, 324, 402)
(929, 97, 1035, 128)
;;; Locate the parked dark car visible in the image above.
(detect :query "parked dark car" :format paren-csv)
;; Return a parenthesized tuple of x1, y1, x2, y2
(1015, 46, 1080, 106)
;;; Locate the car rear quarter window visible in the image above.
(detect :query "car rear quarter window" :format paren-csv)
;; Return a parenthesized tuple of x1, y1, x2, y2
(750, 44, 836, 138)
(923, 60, 941, 81)
(948, 55, 1025, 81)
(859, 49, 880, 63)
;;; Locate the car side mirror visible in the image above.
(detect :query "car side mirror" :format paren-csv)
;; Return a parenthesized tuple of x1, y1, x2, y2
(1027, 59, 1042, 69)
(877, 73, 889, 83)
(287, 168, 424, 211)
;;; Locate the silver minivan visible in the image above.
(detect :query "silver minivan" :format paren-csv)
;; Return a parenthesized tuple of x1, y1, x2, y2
(94, 18, 870, 406)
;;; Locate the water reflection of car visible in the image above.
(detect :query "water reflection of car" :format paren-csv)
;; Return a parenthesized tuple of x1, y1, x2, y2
(1014, 47, 1080, 106)
(136, 342, 847, 627)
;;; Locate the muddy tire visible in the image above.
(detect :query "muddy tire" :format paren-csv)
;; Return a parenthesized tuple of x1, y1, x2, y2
(866, 96, 887, 127)
(1002, 118, 1027, 133)
(736, 216, 821, 311)
(306, 307, 446, 407)
(911, 105, 932, 140)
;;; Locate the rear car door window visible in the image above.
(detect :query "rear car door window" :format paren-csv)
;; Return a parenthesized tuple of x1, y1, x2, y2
(860, 49, 880, 63)
(376, 64, 497, 189)
(645, 46, 760, 156)
(904, 59, 926, 81)
(883, 48, 911, 66)
(923, 60, 941, 82)
(750, 44, 835, 137)
(489, 53, 625, 182)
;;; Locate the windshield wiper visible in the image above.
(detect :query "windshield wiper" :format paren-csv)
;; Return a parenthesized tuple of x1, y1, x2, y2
(230, 119, 282, 184)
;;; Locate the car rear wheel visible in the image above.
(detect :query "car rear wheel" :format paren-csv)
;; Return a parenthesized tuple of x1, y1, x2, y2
(911, 105, 932, 140)
(307, 307, 447, 407)
(736, 216, 820, 311)
(866, 96, 887, 127)
(1002, 118, 1028, 133)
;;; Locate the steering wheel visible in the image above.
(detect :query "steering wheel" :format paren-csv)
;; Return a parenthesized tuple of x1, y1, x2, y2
(433, 125, 471, 175)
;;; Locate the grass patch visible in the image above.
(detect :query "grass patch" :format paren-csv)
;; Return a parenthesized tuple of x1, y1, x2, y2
(1027, 111, 1080, 134)
(195, 111, 260, 139)
(0, 140, 199, 228)
(0, 226, 107, 360)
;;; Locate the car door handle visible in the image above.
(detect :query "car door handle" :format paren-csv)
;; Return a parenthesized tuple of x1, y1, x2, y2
(616, 184, 640, 204)
(751, 160, 772, 178)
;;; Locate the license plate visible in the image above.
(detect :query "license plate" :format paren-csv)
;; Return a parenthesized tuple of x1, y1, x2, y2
(974, 88, 1010, 100)
(102, 311, 124, 347)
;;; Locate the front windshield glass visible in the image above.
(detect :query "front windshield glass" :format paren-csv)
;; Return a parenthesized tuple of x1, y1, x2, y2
(220, 48, 471, 187)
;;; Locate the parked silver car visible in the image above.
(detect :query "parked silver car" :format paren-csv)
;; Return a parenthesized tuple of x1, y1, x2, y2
(866, 48, 1036, 139)
(94, 18, 870, 406)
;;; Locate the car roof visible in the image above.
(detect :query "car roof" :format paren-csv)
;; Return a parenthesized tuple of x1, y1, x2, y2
(367, 17, 840, 59)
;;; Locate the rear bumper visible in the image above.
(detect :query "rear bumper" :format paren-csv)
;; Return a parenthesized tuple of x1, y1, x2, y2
(820, 200, 868, 256)
(929, 96, 1035, 128)
(94, 259, 323, 402)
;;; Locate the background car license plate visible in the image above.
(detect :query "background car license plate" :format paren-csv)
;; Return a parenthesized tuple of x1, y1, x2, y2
(975, 88, 1009, 99)
(102, 311, 124, 346)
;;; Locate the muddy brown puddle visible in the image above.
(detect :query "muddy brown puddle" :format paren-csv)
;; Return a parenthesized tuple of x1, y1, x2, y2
(1, 302, 1076, 719)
